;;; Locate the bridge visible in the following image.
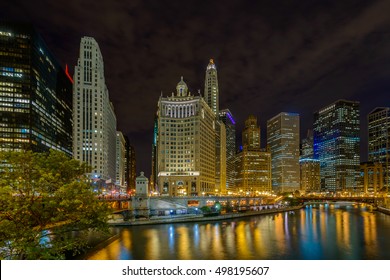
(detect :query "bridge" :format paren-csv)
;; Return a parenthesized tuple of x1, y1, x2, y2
(100, 195, 278, 213)
(298, 196, 384, 204)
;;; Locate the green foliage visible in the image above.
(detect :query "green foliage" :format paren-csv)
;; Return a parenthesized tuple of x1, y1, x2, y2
(0, 150, 111, 259)
(200, 206, 211, 213)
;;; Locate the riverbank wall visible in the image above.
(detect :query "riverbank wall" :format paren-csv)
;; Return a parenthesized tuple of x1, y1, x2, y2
(377, 206, 390, 215)
(108, 205, 303, 226)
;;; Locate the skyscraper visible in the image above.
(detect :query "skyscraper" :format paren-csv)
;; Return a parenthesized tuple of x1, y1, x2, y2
(73, 36, 117, 182)
(215, 120, 227, 195)
(299, 129, 320, 193)
(204, 59, 226, 194)
(219, 109, 236, 193)
(313, 100, 360, 192)
(267, 112, 300, 193)
(150, 114, 158, 192)
(0, 22, 72, 155)
(116, 131, 126, 189)
(129, 144, 136, 191)
(235, 115, 272, 194)
(204, 59, 219, 115)
(368, 107, 390, 192)
(156, 77, 216, 196)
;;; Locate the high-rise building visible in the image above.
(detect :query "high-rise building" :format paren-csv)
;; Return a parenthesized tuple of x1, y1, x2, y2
(267, 112, 300, 193)
(129, 144, 136, 191)
(204, 59, 225, 194)
(124, 135, 130, 191)
(215, 120, 226, 195)
(73, 36, 117, 182)
(219, 109, 236, 193)
(235, 115, 272, 194)
(204, 59, 219, 115)
(150, 114, 158, 192)
(301, 129, 314, 159)
(313, 100, 360, 192)
(368, 107, 390, 192)
(300, 159, 321, 193)
(299, 129, 320, 193)
(156, 77, 216, 196)
(0, 22, 72, 155)
(360, 162, 383, 194)
(115, 131, 126, 189)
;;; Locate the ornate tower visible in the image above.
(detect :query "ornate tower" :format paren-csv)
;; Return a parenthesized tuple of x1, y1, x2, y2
(204, 59, 219, 115)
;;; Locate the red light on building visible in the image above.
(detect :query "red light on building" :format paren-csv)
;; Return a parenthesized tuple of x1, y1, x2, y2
(65, 64, 73, 84)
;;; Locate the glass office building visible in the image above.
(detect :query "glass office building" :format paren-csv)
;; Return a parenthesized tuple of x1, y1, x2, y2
(313, 100, 360, 192)
(0, 22, 72, 155)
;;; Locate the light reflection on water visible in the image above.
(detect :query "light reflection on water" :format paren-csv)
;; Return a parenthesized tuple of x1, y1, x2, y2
(88, 206, 390, 260)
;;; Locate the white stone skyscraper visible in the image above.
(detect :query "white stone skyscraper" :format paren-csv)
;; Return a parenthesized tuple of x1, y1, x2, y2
(156, 77, 216, 196)
(73, 36, 117, 182)
(204, 59, 219, 115)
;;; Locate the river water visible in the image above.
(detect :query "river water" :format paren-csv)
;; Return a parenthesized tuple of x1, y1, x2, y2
(87, 204, 390, 260)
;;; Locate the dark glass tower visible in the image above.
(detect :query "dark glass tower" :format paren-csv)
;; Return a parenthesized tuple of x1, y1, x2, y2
(313, 100, 360, 192)
(0, 22, 72, 155)
(219, 109, 236, 192)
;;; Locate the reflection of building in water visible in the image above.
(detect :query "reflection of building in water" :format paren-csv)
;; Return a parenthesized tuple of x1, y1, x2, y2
(362, 212, 377, 256)
(335, 211, 350, 247)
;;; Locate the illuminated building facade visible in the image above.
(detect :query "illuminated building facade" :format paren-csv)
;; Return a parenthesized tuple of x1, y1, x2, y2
(368, 107, 390, 192)
(73, 37, 117, 182)
(204, 59, 219, 115)
(219, 109, 236, 193)
(0, 22, 72, 155)
(267, 112, 300, 193)
(156, 77, 216, 196)
(115, 131, 126, 188)
(301, 129, 314, 159)
(313, 100, 360, 192)
(129, 144, 136, 191)
(235, 115, 272, 194)
(360, 162, 383, 194)
(215, 120, 226, 194)
(300, 159, 321, 192)
(150, 115, 158, 192)
(299, 129, 320, 192)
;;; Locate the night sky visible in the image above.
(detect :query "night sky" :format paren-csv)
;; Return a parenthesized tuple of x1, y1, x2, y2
(2, 0, 390, 176)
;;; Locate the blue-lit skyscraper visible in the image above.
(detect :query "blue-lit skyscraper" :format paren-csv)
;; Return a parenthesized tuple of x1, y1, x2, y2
(313, 100, 360, 192)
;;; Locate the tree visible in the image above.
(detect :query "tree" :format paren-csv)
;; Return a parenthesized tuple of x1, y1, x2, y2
(0, 150, 111, 259)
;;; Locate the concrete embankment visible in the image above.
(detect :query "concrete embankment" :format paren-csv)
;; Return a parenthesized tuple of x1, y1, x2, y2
(377, 206, 390, 215)
(108, 205, 303, 226)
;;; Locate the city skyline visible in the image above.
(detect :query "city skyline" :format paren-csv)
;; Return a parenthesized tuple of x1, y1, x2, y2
(1, 0, 390, 175)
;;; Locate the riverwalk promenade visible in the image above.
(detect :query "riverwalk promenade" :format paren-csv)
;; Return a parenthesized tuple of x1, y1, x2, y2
(108, 205, 303, 226)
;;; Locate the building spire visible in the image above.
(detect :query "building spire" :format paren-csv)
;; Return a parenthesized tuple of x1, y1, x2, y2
(176, 76, 188, 97)
(204, 58, 219, 114)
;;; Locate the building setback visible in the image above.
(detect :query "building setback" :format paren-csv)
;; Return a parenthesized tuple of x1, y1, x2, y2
(0, 22, 72, 155)
(235, 115, 272, 194)
(156, 77, 216, 196)
(313, 100, 360, 192)
(267, 112, 300, 193)
(73, 36, 117, 183)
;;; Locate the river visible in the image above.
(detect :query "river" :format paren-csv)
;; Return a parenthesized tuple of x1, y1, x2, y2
(86, 204, 390, 260)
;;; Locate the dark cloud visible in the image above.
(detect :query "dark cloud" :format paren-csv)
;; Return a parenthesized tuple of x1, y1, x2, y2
(2, 0, 390, 175)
